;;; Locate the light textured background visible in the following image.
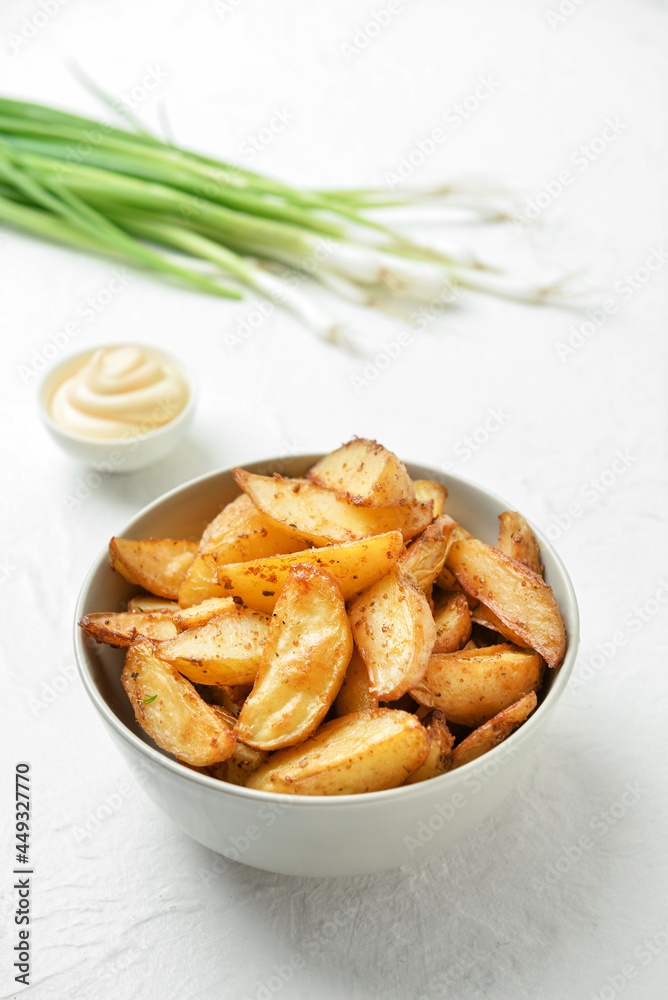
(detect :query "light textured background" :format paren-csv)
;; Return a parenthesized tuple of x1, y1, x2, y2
(1, 1, 667, 998)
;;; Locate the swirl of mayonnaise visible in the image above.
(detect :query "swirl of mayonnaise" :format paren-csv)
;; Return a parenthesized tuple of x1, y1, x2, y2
(49, 346, 189, 440)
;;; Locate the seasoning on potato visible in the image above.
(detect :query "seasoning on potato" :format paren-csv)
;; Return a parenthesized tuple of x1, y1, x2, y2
(79, 437, 568, 795)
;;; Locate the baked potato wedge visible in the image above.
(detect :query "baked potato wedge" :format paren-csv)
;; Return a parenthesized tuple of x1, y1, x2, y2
(79, 611, 177, 647)
(432, 590, 472, 653)
(398, 515, 456, 592)
(307, 438, 415, 506)
(246, 708, 430, 795)
(216, 530, 404, 615)
(172, 596, 237, 631)
(199, 492, 309, 558)
(333, 647, 379, 717)
(234, 469, 433, 546)
(348, 567, 437, 701)
(413, 480, 448, 518)
(126, 594, 178, 614)
(410, 643, 543, 728)
(156, 606, 270, 686)
(234, 564, 353, 750)
(177, 555, 228, 608)
(497, 512, 543, 575)
(110, 537, 197, 600)
(450, 692, 538, 770)
(445, 538, 565, 667)
(121, 640, 236, 766)
(404, 709, 454, 784)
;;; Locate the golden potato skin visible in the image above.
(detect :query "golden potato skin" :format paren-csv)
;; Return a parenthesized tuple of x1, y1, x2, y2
(446, 538, 566, 668)
(246, 709, 430, 795)
(497, 512, 543, 576)
(79, 611, 177, 648)
(410, 644, 543, 728)
(413, 480, 448, 518)
(234, 564, 353, 750)
(172, 596, 236, 631)
(307, 438, 416, 507)
(110, 537, 197, 600)
(156, 606, 270, 687)
(122, 640, 236, 766)
(216, 531, 404, 615)
(199, 492, 309, 559)
(432, 590, 472, 653)
(127, 594, 179, 614)
(333, 647, 379, 717)
(348, 567, 437, 701)
(398, 515, 457, 593)
(234, 468, 433, 546)
(450, 692, 538, 770)
(404, 710, 454, 784)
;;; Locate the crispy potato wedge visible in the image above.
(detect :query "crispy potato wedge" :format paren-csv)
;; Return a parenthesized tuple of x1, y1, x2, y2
(172, 596, 237, 631)
(198, 492, 309, 559)
(234, 564, 353, 750)
(216, 530, 404, 615)
(126, 594, 179, 614)
(410, 643, 543, 728)
(122, 640, 236, 766)
(156, 606, 270, 686)
(234, 469, 433, 546)
(348, 567, 437, 701)
(498, 512, 543, 575)
(110, 537, 197, 600)
(398, 515, 456, 592)
(470, 604, 527, 646)
(450, 692, 538, 770)
(333, 647, 379, 717)
(446, 538, 566, 667)
(205, 684, 252, 716)
(180, 496, 309, 607)
(413, 480, 448, 518)
(79, 611, 177, 647)
(432, 590, 472, 653)
(404, 710, 454, 784)
(246, 708, 430, 795)
(307, 438, 415, 506)
(177, 554, 228, 608)
(206, 741, 269, 786)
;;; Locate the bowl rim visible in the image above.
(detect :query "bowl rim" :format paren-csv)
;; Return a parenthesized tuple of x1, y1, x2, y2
(74, 457, 580, 808)
(38, 341, 196, 446)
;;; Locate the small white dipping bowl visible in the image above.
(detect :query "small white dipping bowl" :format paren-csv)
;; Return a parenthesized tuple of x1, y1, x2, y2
(39, 344, 196, 473)
(74, 457, 580, 877)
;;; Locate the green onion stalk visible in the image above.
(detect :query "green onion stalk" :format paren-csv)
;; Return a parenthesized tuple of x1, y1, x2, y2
(0, 96, 579, 348)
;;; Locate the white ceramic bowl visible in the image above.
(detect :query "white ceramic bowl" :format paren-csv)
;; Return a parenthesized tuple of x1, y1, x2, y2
(39, 345, 196, 472)
(74, 457, 580, 877)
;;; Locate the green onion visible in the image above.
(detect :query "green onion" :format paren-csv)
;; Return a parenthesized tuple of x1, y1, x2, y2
(0, 95, 577, 348)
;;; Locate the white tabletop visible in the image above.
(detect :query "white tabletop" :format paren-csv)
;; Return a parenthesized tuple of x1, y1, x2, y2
(1, 1, 667, 998)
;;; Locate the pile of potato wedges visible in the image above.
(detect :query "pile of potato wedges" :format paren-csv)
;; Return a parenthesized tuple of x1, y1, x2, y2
(79, 438, 566, 795)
